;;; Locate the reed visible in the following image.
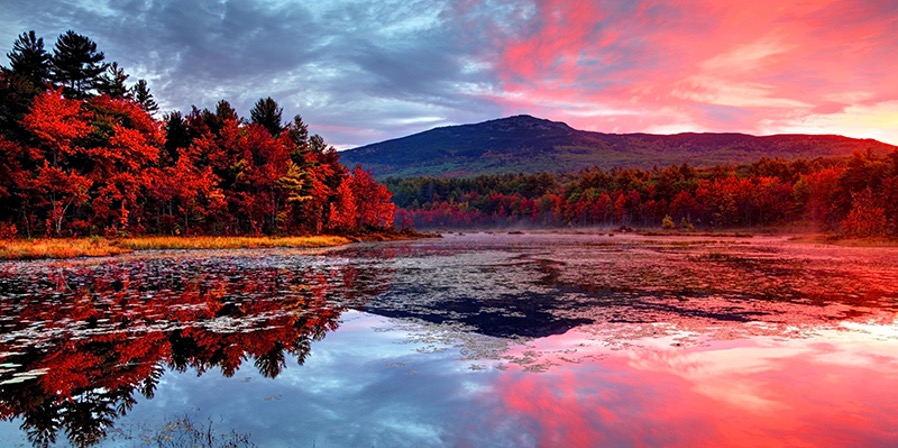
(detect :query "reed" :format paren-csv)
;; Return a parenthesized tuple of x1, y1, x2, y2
(0, 235, 352, 260)
(0, 238, 132, 260)
(114, 235, 352, 250)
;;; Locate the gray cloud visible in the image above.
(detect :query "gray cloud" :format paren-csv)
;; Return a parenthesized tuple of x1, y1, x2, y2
(5, 1, 898, 147)
(1, 0, 512, 147)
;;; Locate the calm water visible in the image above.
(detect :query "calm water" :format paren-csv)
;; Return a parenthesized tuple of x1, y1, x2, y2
(1, 233, 897, 447)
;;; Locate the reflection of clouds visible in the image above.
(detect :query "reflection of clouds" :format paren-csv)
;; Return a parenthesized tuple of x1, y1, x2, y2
(121, 311, 502, 447)
(28, 310, 898, 447)
(624, 326, 898, 418)
(484, 320, 898, 447)
(627, 343, 808, 413)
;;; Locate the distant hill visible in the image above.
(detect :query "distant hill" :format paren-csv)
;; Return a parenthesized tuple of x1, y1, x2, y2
(339, 115, 897, 178)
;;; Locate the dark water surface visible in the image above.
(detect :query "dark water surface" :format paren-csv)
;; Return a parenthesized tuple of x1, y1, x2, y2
(1, 233, 897, 447)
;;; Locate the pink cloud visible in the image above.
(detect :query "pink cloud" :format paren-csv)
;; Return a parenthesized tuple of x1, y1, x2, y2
(482, 0, 898, 143)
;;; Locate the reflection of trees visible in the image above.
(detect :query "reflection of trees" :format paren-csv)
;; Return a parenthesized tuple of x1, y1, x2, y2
(0, 257, 390, 447)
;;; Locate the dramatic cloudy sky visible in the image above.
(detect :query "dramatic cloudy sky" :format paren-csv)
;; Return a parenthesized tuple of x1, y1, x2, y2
(3, 0, 897, 148)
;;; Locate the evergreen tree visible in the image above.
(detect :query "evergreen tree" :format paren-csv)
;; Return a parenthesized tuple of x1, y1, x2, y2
(49, 30, 107, 98)
(95, 62, 129, 98)
(215, 99, 238, 122)
(309, 134, 326, 153)
(286, 114, 309, 146)
(250, 97, 283, 137)
(131, 79, 158, 114)
(284, 114, 310, 165)
(0, 71, 44, 140)
(163, 111, 191, 161)
(6, 30, 50, 88)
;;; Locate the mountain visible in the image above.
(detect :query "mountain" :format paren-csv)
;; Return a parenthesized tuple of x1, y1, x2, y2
(339, 115, 897, 178)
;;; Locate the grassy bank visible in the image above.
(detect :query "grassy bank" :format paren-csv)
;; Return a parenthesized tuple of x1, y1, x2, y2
(1, 235, 353, 260)
(0, 238, 132, 260)
(116, 235, 351, 250)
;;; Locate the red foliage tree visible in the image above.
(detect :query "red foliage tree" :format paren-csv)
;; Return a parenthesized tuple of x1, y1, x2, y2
(349, 166, 395, 230)
(327, 177, 358, 232)
(842, 188, 886, 237)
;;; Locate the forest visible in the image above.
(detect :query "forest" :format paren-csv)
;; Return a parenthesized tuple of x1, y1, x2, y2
(387, 151, 898, 237)
(0, 30, 395, 238)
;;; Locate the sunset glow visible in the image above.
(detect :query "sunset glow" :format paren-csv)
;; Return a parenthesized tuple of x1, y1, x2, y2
(3, 0, 896, 147)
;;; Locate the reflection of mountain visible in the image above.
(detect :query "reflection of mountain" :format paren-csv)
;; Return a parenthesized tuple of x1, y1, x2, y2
(0, 256, 389, 448)
(327, 244, 594, 339)
(363, 293, 592, 339)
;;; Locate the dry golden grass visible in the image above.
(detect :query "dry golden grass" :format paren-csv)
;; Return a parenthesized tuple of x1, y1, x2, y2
(114, 235, 352, 250)
(0, 238, 132, 260)
(0, 235, 352, 260)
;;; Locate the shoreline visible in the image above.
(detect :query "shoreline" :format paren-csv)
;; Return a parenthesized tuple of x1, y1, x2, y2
(424, 228, 898, 247)
(0, 231, 437, 260)
(3, 229, 895, 260)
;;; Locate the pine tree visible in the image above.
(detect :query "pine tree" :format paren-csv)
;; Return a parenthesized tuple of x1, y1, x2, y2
(95, 62, 129, 98)
(0, 69, 44, 140)
(131, 79, 158, 114)
(215, 99, 238, 122)
(49, 30, 107, 98)
(163, 111, 191, 161)
(6, 30, 51, 88)
(250, 97, 283, 137)
(285, 115, 309, 147)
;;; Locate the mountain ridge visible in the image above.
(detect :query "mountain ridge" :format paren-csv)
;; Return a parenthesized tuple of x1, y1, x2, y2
(340, 115, 896, 178)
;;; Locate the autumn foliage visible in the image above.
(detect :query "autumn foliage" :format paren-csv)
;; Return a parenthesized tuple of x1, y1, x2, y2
(0, 87, 395, 237)
(388, 151, 898, 237)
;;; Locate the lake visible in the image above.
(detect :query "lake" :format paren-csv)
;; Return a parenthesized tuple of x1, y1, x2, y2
(1, 233, 897, 447)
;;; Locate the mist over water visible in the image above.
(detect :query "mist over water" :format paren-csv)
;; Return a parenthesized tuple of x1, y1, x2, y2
(1, 233, 897, 447)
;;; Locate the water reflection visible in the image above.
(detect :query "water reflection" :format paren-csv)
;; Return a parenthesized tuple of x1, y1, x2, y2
(356, 234, 898, 339)
(0, 234, 897, 447)
(486, 323, 898, 447)
(0, 252, 389, 447)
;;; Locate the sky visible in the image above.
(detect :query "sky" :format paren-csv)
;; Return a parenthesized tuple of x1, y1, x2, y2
(2, 0, 897, 148)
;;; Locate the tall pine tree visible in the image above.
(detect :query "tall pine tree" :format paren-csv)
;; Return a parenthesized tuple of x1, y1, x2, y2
(131, 79, 158, 114)
(250, 97, 283, 137)
(6, 30, 50, 88)
(50, 30, 107, 98)
(95, 61, 129, 98)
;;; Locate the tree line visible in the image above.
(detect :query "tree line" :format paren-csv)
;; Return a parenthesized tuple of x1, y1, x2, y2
(0, 30, 395, 238)
(387, 151, 898, 237)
